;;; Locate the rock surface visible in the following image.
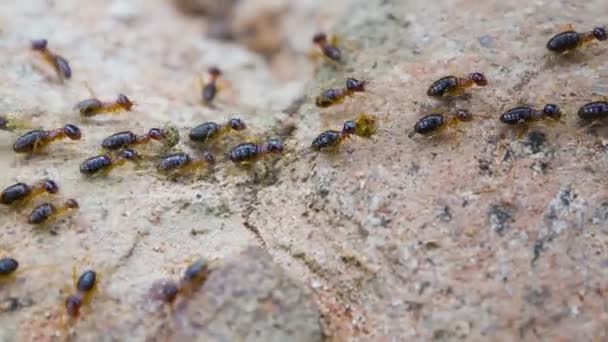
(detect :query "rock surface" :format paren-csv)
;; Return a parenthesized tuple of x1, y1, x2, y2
(1, 0, 608, 341)
(172, 247, 323, 342)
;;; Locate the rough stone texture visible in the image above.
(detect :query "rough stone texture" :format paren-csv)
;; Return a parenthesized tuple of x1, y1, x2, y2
(2, 0, 608, 341)
(171, 0, 238, 17)
(172, 247, 323, 342)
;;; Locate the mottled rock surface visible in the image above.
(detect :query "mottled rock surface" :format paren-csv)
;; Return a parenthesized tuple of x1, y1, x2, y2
(172, 247, 323, 342)
(1, 0, 608, 341)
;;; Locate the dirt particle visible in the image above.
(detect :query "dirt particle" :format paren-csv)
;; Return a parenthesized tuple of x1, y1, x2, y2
(524, 286, 551, 307)
(404, 300, 423, 311)
(524, 131, 546, 154)
(316, 181, 331, 197)
(531, 239, 545, 265)
(437, 205, 452, 222)
(477, 158, 492, 176)
(171, 0, 236, 17)
(407, 162, 420, 176)
(559, 187, 576, 207)
(386, 13, 410, 28)
(190, 228, 209, 236)
(424, 241, 440, 250)
(433, 329, 448, 340)
(282, 96, 306, 116)
(592, 201, 608, 225)
(478, 34, 494, 48)
(488, 204, 514, 235)
(0, 297, 33, 313)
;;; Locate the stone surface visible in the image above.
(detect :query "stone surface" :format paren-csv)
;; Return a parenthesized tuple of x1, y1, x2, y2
(172, 247, 323, 342)
(1, 0, 608, 341)
(171, 0, 238, 17)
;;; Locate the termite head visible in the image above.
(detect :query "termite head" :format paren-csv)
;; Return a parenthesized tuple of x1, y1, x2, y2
(121, 149, 139, 160)
(593, 27, 607, 41)
(264, 139, 284, 154)
(208, 67, 222, 80)
(454, 109, 473, 122)
(470, 72, 488, 86)
(346, 78, 366, 92)
(342, 120, 357, 135)
(148, 128, 164, 141)
(31, 39, 48, 51)
(150, 279, 179, 303)
(65, 199, 79, 209)
(43, 179, 59, 194)
(228, 118, 247, 131)
(203, 151, 216, 164)
(116, 94, 134, 111)
(312, 33, 327, 45)
(65, 294, 82, 317)
(542, 104, 561, 120)
(63, 124, 82, 140)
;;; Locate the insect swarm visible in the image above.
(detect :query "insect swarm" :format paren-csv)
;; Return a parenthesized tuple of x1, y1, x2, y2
(413, 109, 473, 136)
(30, 39, 71, 82)
(28, 199, 79, 225)
(547, 26, 607, 54)
(1, 179, 59, 206)
(188, 117, 247, 146)
(80, 149, 139, 176)
(13, 124, 82, 153)
(426, 73, 488, 98)
(315, 77, 367, 108)
(75, 94, 134, 117)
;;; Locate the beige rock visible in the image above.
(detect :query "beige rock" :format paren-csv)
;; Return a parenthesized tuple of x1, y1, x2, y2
(171, 0, 238, 17)
(172, 247, 323, 342)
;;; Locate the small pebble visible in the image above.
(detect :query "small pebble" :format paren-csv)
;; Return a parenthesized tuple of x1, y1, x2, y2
(478, 34, 494, 48)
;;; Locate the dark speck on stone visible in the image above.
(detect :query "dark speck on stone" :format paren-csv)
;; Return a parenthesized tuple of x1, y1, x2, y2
(594, 202, 608, 223)
(524, 286, 551, 307)
(438, 205, 452, 222)
(0, 297, 33, 313)
(532, 239, 545, 265)
(478, 35, 494, 48)
(524, 131, 546, 154)
(559, 187, 576, 207)
(488, 204, 514, 235)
